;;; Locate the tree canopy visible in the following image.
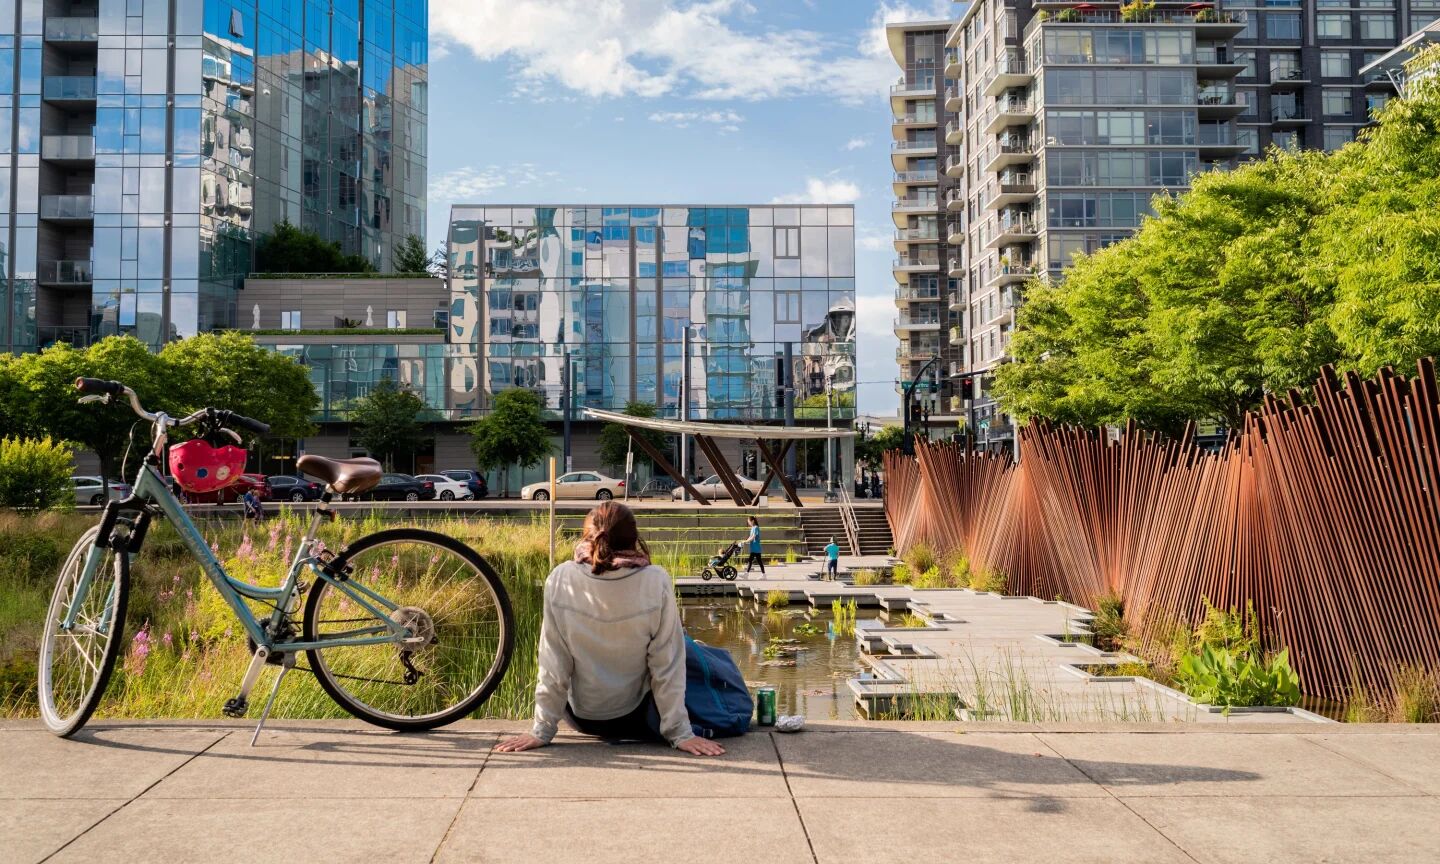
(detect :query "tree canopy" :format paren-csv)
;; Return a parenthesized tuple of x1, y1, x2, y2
(597, 401, 670, 473)
(994, 56, 1440, 431)
(159, 332, 319, 440)
(350, 378, 428, 470)
(468, 388, 552, 496)
(255, 220, 375, 274)
(393, 234, 430, 274)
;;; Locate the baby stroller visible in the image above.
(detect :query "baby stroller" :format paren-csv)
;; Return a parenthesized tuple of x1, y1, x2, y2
(700, 542, 741, 581)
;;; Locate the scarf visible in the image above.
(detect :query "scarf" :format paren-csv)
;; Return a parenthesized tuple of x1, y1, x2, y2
(573, 541, 652, 572)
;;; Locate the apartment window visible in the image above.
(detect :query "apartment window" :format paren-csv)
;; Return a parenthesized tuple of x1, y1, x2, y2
(1237, 128, 1260, 155)
(1323, 88, 1353, 117)
(1316, 13, 1351, 38)
(1237, 87, 1258, 118)
(1359, 13, 1395, 38)
(1234, 50, 1257, 78)
(1358, 0, 1397, 6)
(281, 310, 300, 330)
(1367, 92, 1391, 115)
(1267, 12, 1302, 39)
(1324, 127, 1354, 150)
(774, 227, 799, 258)
(1317, 0, 1349, 6)
(387, 310, 407, 329)
(1272, 130, 1297, 150)
(1271, 50, 1303, 80)
(1321, 51, 1351, 78)
(776, 291, 801, 324)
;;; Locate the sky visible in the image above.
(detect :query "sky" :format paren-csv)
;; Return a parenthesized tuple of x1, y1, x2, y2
(424, 0, 959, 418)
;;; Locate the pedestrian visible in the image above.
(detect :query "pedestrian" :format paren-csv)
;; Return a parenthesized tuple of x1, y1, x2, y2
(241, 487, 266, 521)
(495, 501, 725, 757)
(825, 536, 840, 580)
(870, 473, 881, 499)
(742, 515, 765, 576)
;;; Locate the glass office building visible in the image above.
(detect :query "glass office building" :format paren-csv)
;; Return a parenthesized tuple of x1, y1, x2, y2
(446, 206, 858, 423)
(1, 0, 427, 354)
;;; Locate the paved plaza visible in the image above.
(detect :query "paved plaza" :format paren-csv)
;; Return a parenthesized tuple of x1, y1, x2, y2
(3, 720, 1437, 863)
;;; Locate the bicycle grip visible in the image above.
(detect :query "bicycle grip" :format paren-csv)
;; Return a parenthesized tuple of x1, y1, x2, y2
(75, 378, 124, 396)
(227, 413, 271, 436)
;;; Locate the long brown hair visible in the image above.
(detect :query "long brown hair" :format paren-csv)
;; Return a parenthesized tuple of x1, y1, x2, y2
(578, 501, 650, 573)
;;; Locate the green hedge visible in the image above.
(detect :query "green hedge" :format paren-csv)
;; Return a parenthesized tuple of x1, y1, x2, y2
(247, 328, 445, 337)
(0, 437, 73, 510)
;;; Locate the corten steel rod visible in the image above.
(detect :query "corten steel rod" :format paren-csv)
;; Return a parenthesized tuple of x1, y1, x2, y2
(883, 359, 1440, 704)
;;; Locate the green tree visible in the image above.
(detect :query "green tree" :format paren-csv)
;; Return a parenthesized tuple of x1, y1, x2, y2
(350, 378, 427, 470)
(9, 337, 172, 493)
(255, 220, 375, 274)
(856, 424, 905, 470)
(468, 388, 552, 497)
(597, 401, 670, 474)
(795, 390, 856, 421)
(393, 234, 430, 274)
(159, 332, 319, 440)
(0, 352, 37, 440)
(0, 436, 74, 510)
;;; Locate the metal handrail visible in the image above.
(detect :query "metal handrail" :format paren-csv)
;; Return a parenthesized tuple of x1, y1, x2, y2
(836, 484, 862, 557)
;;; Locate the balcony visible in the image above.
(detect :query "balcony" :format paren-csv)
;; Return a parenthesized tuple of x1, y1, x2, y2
(1023, 8, 1246, 42)
(948, 291, 965, 311)
(984, 173, 1037, 210)
(949, 256, 966, 278)
(1196, 125, 1246, 153)
(892, 198, 938, 217)
(40, 194, 94, 222)
(1195, 48, 1247, 78)
(945, 47, 962, 78)
(986, 289, 1018, 326)
(1271, 106, 1309, 124)
(37, 259, 93, 287)
(893, 255, 942, 273)
(982, 57, 1033, 98)
(44, 17, 99, 44)
(985, 214, 1038, 249)
(946, 220, 965, 245)
(943, 119, 964, 146)
(895, 285, 943, 304)
(42, 76, 96, 104)
(1269, 67, 1309, 87)
(893, 112, 938, 129)
(38, 326, 93, 348)
(945, 187, 966, 212)
(41, 134, 95, 163)
(894, 227, 940, 246)
(896, 343, 939, 361)
(983, 139, 1034, 173)
(895, 314, 943, 332)
(944, 152, 965, 177)
(1196, 89, 1244, 117)
(944, 83, 963, 111)
(982, 96, 1035, 134)
(891, 77, 936, 99)
(893, 169, 938, 186)
(986, 261, 1038, 288)
(949, 325, 964, 346)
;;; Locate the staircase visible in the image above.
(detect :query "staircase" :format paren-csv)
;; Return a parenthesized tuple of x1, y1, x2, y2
(851, 506, 895, 556)
(555, 510, 807, 560)
(798, 507, 850, 556)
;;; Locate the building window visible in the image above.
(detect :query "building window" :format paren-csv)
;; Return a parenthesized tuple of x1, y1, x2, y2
(1271, 50, 1303, 81)
(1267, 12, 1302, 40)
(1359, 13, 1395, 39)
(775, 227, 800, 258)
(776, 291, 801, 323)
(1322, 88, 1353, 117)
(1234, 50, 1257, 78)
(1323, 127, 1354, 150)
(1237, 128, 1260, 155)
(1316, 13, 1351, 38)
(387, 310, 407, 329)
(1272, 130, 1297, 150)
(1321, 50, 1351, 78)
(1367, 92, 1391, 115)
(281, 310, 300, 331)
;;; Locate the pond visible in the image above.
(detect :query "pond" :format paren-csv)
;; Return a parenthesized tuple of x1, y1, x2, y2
(678, 597, 882, 721)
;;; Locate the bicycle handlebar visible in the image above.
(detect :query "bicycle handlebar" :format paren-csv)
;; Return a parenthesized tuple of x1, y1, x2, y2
(74, 379, 270, 437)
(74, 377, 125, 396)
(217, 410, 271, 436)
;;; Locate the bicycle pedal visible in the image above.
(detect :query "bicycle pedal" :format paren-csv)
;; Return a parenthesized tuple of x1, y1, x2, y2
(222, 696, 249, 718)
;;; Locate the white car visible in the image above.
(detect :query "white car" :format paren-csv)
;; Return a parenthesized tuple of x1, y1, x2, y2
(521, 471, 626, 501)
(414, 474, 473, 501)
(72, 476, 133, 507)
(673, 474, 765, 501)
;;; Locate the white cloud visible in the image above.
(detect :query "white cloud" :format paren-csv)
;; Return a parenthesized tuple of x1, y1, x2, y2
(427, 163, 564, 205)
(647, 109, 745, 128)
(843, 137, 871, 151)
(857, 230, 892, 251)
(431, 0, 954, 104)
(771, 177, 862, 205)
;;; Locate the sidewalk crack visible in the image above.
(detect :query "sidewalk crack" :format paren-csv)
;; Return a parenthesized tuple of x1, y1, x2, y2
(770, 732, 819, 864)
(429, 733, 498, 863)
(1300, 734, 1432, 797)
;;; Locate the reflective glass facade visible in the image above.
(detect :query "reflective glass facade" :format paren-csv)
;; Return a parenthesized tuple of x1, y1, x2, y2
(447, 206, 857, 422)
(1, 0, 427, 353)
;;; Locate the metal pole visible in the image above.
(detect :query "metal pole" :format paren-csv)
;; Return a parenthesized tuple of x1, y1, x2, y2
(562, 354, 572, 473)
(680, 326, 690, 501)
(547, 455, 556, 568)
(783, 342, 795, 480)
(825, 374, 833, 496)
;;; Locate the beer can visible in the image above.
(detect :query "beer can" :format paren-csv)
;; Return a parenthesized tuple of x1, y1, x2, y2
(756, 687, 777, 726)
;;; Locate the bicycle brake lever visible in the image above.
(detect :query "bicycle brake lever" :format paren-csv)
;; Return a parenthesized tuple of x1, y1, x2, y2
(79, 394, 109, 405)
(218, 427, 242, 444)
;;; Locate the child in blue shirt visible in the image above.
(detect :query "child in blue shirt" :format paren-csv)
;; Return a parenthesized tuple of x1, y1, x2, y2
(824, 537, 840, 580)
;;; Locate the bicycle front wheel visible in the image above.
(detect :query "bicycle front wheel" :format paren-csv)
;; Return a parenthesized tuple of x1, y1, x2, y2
(39, 526, 129, 737)
(304, 528, 514, 731)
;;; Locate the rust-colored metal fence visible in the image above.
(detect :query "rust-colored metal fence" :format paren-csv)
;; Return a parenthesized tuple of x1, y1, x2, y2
(884, 359, 1440, 702)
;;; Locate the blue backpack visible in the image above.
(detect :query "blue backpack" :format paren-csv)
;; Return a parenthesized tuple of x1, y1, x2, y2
(684, 635, 753, 739)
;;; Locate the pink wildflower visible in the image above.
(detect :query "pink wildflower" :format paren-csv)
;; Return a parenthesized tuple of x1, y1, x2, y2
(125, 622, 152, 676)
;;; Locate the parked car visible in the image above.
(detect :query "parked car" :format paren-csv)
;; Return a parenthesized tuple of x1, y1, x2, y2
(415, 474, 472, 501)
(673, 473, 766, 502)
(350, 473, 436, 502)
(72, 476, 133, 506)
(264, 475, 323, 502)
(440, 469, 488, 499)
(520, 471, 626, 501)
(636, 477, 678, 499)
(163, 472, 267, 504)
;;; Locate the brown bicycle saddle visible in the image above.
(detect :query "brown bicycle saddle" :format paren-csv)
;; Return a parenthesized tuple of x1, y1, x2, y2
(297, 455, 383, 495)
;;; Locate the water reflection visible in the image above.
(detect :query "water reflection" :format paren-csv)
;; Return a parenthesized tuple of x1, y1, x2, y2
(679, 598, 878, 721)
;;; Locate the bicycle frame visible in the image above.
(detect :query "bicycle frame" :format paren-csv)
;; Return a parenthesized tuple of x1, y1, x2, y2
(63, 462, 412, 653)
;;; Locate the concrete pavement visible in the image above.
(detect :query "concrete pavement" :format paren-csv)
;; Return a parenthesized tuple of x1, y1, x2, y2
(3, 719, 1437, 864)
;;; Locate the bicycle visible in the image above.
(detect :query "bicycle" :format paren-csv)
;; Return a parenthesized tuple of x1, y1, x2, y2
(38, 378, 515, 741)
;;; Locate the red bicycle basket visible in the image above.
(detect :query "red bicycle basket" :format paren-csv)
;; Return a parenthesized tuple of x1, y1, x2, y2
(168, 439, 248, 493)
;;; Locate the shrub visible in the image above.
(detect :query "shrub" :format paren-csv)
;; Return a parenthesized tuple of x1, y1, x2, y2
(896, 612, 928, 628)
(852, 568, 882, 586)
(1192, 597, 1259, 657)
(1176, 645, 1301, 708)
(904, 542, 937, 574)
(890, 563, 912, 584)
(939, 548, 970, 584)
(765, 589, 790, 608)
(784, 547, 798, 564)
(1090, 592, 1128, 651)
(0, 437, 74, 510)
(912, 566, 948, 589)
(1390, 665, 1439, 723)
(969, 568, 1008, 593)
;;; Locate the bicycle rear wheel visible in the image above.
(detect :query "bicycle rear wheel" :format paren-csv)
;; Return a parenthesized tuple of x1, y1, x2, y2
(38, 526, 129, 737)
(303, 528, 514, 731)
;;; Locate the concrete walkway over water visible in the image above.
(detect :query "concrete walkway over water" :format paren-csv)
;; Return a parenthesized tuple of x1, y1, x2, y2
(4, 720, 1437, 863)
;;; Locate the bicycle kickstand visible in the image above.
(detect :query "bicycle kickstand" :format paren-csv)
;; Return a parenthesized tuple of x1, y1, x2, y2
(249, 654, 296, 747)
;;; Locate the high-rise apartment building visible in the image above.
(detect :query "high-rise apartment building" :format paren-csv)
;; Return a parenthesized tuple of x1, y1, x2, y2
(1, 0, 428, 354)
(887, 20, 967, 438)
(917, 0, 1408, 447)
